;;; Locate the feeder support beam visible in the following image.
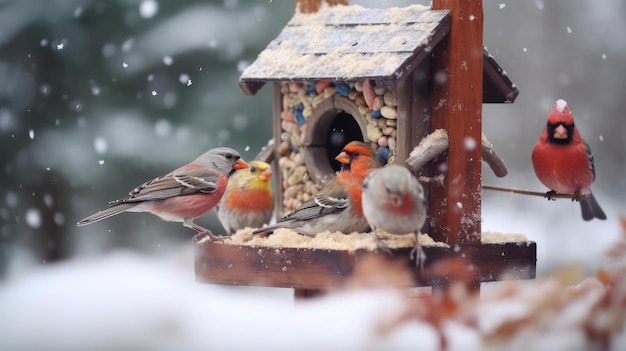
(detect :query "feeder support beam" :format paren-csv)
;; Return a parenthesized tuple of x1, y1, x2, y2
(430, 0, 484, 245)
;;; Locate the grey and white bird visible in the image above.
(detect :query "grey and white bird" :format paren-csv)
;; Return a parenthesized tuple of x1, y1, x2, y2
(362, 164, 427, 268)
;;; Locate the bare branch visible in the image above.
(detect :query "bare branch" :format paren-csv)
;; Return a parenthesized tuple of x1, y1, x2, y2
(482, 184, 589, 201)
(404, 129, 508, 178)
(254, 139, 275, 163)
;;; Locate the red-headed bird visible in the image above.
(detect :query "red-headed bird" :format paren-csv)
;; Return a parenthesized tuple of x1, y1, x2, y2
(531, 99, 606, 221)
(252, 141, 383, 236)
(362, 164, 427, 267)
(217, 160, 274, 235)
(77, 147, 249, 238)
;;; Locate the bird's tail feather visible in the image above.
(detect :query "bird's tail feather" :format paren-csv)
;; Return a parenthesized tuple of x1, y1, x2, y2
(76, 203, 136, 226)
(580, 192, 607, 221)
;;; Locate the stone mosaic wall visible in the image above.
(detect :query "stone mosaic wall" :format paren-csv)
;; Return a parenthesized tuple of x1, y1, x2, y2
(277, 79, 399, 215)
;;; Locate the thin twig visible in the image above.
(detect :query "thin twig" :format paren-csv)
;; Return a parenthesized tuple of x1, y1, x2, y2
(418, 175, 444, 186)
(482, 184, 589, 201)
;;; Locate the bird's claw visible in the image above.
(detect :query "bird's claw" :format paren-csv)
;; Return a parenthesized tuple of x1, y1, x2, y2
(572, 190, 582, 202)
(201, 230, 230, 243)
(411, 244, 426, 271)
(544, 190, 558, 201)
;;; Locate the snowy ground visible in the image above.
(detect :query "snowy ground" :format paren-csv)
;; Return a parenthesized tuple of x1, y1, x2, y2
(1, 239, 625, 351)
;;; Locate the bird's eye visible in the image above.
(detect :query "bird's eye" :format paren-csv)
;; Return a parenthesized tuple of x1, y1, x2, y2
(250, 166, 256, 173)
(224, 153, 233, 159)
(352, 151, 360, 157)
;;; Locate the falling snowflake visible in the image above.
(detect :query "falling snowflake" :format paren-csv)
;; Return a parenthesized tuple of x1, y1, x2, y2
(139, 0, 159, 19)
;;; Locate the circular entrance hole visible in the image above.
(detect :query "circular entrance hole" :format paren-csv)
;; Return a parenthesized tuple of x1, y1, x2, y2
(303, 96, 368, 183)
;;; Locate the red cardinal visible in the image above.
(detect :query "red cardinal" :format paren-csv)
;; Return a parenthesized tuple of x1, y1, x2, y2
(531, 99, 606, 221)
(253, 141, 383, 236)
(77, 147, 249, 237)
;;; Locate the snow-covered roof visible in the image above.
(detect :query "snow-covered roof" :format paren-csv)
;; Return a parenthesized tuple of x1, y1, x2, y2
(239, 5, 450, 94)
(239, 4, 519, 103)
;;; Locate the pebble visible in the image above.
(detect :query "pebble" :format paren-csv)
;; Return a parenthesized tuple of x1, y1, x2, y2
(388, 136, 396, 150)
(381, 105, 397, 119)
(382, 126, 395, 136)
(278, 141, 292, 155)
(334, 82, 351, 97)
(386, 119, 397, 127)
(354, 80, 364, 92)
(372, 95, 384, 111)
(374, 86, 386, 95)
(282, 120, 296, 133)
(299, 123, 307, 145)
(376, 146, 390, 161)
(293, 107, 306, 125)
(362, 79, 376, 109)
(358, 105, 371, 115)
(354, 94, 366, 107)
(377, 118, 387, 129)
(378, 136, 388, 147)
(291, 128, 301, 147)
(371, 109, 382, 118)
(291, 151, 302, 165)
(281, 110, 295, 122)
(323, 87, 336, 98)
(289, 82, 300, 93)
(279, 156, 296, 169)
(287, 165, 307, 186)
(348, 91, 360, 100)
(303, 105, 312, 119)
(315, 81, 331, 94)
(283, 94, 291, 110)
(307, 83, 318, 96)
(383, 91, 398, 107)
(312, 94, 326, 108)
(367, 124, 383, 142)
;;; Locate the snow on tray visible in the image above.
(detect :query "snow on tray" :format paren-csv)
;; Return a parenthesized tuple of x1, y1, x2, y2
(209, 227, 448, 251)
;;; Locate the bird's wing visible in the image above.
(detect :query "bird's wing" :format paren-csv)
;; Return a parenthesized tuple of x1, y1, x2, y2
(584, 142, 596, 181)
(109, 167, 220, 204)
(279, 187, 348, 222)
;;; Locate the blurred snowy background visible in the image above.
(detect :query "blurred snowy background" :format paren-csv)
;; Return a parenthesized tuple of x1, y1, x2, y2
(0, 0, 624, 289)
(1, 0, 625, 349)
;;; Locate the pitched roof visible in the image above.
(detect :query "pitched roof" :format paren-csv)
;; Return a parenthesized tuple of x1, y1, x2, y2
(239, 4, 518, 103)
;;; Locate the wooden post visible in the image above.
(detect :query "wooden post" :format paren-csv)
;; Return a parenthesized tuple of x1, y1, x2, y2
(295, 0, 348, 13)
(429, 0, 483, 247)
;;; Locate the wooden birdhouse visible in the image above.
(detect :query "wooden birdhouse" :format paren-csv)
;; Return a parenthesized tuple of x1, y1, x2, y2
(194, 0, 536, 296)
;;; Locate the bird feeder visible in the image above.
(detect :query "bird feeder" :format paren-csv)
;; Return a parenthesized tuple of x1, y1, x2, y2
(194, 0, 536, 296)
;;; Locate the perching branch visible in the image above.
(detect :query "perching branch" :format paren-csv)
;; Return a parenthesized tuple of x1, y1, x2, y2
(255, 138, 275, 163)
(481, 184, 589, 201)
(405, 129, 508, 178)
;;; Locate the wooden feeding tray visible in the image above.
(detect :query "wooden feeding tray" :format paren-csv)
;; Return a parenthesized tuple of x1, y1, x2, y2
(194, 231, 536, 290)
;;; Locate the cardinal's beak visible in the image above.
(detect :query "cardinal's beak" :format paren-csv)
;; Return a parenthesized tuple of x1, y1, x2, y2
(335, 151, 350, 164)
